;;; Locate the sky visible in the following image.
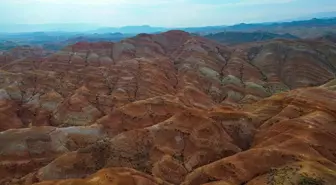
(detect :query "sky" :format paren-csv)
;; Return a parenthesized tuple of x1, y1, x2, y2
(0, 0, 335, 27)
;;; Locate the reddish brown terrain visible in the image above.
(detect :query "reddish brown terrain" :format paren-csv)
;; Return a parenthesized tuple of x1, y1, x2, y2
(0, 30, 336, 185)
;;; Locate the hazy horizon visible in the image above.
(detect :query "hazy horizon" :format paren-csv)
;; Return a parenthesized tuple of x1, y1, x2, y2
(1, 0, 336, 28)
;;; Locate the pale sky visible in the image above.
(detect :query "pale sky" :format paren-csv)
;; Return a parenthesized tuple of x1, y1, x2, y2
(0, 0, 335, 27)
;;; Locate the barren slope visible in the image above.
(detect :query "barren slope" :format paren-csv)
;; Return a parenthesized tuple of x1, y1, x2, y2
(0, 31, 336, 185)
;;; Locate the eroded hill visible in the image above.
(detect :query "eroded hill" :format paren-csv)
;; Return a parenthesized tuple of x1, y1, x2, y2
(0, 31, 336, 185)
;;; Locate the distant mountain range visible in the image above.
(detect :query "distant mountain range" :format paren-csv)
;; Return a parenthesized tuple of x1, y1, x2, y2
(204, 32, 299, 45)
(91, 25, 229, 34)
(90, 25, 166, 34)
(1, 11, 335, 34)
(219, 18, 336, 38)
(223, 17, 336, 31)
(0, 23, 98, 33)
(1, 17, 336, 51)
(0, 32, 131, 51)
(87, 17, 336, 37)
(281, 11, 336, 22)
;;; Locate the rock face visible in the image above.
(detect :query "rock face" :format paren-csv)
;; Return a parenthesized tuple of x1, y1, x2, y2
(1, 31, 336, 185)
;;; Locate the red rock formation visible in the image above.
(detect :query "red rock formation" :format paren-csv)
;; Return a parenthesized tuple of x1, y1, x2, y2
(182, 86, 336, 185)
(0, 125, 106, 185)
(0, 31, 336, 185)
(32, 167, 171, 185)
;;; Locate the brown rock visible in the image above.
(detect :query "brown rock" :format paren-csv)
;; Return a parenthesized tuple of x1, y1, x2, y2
(32, 167, 171, 185)
(0, 126, 106, 184)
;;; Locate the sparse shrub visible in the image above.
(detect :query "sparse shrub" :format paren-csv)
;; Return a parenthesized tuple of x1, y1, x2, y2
(298, 175, 324, 185)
